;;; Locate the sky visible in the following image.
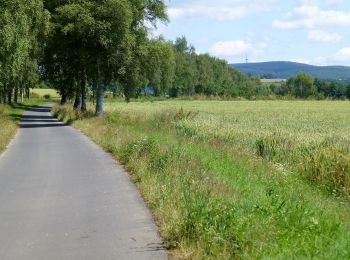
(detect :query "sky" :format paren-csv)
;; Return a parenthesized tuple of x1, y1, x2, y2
(153, 0, 350, 66)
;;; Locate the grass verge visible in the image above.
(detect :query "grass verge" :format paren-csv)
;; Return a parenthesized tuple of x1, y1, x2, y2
(53, 104, 350, 259)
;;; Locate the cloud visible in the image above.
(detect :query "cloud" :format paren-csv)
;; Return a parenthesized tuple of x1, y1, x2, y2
(334, 47, 350, 62)
(294, 47, 350, 66)
(273, 4, 350, 30)
(209, 40, 266, 61)
(168, 0, 276, 21)
(325, 0, 343, 5)
(307, 30, 342, 43)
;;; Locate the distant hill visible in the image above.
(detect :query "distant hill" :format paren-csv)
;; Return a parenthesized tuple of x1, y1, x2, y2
(230, 61, 350, 80)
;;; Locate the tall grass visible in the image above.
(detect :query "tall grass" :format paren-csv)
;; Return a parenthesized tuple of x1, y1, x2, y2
(53, 101, 350, 259)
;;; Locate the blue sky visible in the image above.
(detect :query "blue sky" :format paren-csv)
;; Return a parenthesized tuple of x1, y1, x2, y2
(153, 0, 350, 66)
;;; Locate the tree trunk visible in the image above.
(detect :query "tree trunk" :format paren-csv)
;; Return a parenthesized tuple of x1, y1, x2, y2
(26, 87, 30, 99)
(7, 88, 12, 104)
(73, 90, 81, 109)
(20, 82, 24, 103)
(0, 84, 5, 104)
(95, 63, 104, 117)
(81, 68, 87, 112)
(60, 92, 67, 105)
(14, 83, 18, 104)
(96, 83, 104, 117)
(2, 83, 7, 104)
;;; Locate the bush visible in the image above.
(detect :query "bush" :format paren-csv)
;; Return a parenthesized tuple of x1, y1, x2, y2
(43, 94, 51, 99)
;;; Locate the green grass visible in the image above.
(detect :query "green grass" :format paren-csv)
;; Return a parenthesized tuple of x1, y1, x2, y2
(30, 88, 60, 99)
(53, 100, 350, 259)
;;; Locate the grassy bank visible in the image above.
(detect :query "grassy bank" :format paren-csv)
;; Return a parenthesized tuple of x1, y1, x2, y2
(53, 101, 350, 259)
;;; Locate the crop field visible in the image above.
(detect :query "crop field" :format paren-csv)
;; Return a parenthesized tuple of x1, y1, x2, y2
(54, 100, 350, 259)
(261, 78, 286, 88)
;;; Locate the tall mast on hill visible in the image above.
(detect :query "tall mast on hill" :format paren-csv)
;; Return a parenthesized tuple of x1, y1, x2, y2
(245, 54, 248, 64)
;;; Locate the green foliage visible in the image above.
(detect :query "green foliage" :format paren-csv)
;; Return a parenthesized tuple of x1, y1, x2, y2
(44, 0, 168, 112)
(0, 0, 49, 104)
(287, 72, 316, 98)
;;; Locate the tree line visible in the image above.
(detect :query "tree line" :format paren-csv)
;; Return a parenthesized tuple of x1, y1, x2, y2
(269, 72, 350, 100)
(1, 1, 349, 116)
(0, 0, 49, 104)
(0, 0, 265, 115)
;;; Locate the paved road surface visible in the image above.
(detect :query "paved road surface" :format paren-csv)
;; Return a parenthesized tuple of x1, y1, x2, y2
(0, 105, 165, 260)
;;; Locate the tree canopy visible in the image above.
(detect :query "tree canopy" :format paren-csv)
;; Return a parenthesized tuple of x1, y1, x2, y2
(0, 0, 49, 103)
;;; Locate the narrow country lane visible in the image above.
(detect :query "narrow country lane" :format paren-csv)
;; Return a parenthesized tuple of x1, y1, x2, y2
(0, 105, 165, 260)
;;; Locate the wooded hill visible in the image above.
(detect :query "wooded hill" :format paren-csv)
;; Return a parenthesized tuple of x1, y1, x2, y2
(231, 61, 350, 80)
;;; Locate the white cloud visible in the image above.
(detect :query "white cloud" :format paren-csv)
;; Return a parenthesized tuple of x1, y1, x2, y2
(295, 47, 350, 66)
(307, 30, 342, 43)
(334, 47, 350, 62)
(325, 0, 343, 5)
(209, 40, 266, 62)
(273, 4, 350, 30)
(168, 0, 276, 21)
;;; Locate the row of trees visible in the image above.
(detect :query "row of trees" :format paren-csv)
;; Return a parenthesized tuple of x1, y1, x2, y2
(0, 0, 170, 116)
(0, 0, 49, 104)
(167, 37, 262, 98)
(0, 0, 264, 115)
(1, 1, 348, 116)
(270, 72, 350, 99)
(43, 0, 168, 116)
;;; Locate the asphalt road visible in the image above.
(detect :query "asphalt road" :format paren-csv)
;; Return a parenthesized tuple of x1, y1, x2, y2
(0, 105, 165, 260)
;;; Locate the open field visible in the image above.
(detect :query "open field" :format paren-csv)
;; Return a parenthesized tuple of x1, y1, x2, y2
(261, 78, 286, 88)
(30, 88, 60, 99)
(53, 100, 350, 259)
(261, 78, 286, 83)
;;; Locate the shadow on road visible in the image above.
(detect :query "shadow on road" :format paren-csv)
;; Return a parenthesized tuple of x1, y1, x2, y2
(20, 119, 59, 123)
(17, 105, 66, 128)
(25, 106, 52, 113)
(20, 123, 65, 129)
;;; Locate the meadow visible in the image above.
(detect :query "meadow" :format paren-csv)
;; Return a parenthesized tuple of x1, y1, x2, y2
(54, 100, 350, 259)
(30, 88, 60, 99)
